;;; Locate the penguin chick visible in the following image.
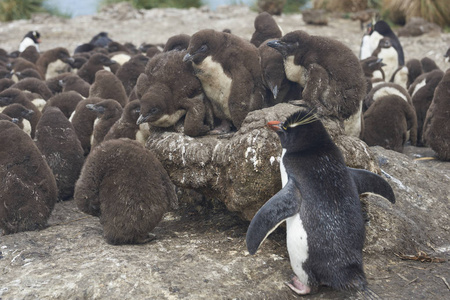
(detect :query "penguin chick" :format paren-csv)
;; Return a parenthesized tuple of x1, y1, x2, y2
(14, 68, 43, 81)
(267, 30, 366, 137)
(183, 29, 266, 133)
(1, 103, 34, 136)
(420, 57, 440, 73)
(408, 69, 444, 145)
(422, 69, 450, 160)
(35, 107, 85, 201)
(0, 112, 22, 129)
(60, 74, 90, 97)
(36, 47, 74, 80)
(77, 53, 117, 84)
(250, 12, 283, 48)
(259, 40, 303, 106)
(137, 50, 212, 137)
(0, 88, 41, 138)
(11, 77, 53, 100)
(19, 45, 40, 64)
(360, 56, 386, 93)
(86, 99, 123, 149)
(115, 54, 149, 96)
(43, 91, 84, 119)
(89, 70, 128, 107)
(405, 59, 423, 88)
(0, 78, 15, 92)
(19, 31, 41, 53)
(89, 32, 113, 48)
(70, 97, 103, 155)
(45, 72, 73, 94)
(103, 100, 150, 145)
(363, 94, 417, 152)
(246, 108, 395, 296)
(0, 120, 57, 235)
(74, 138, 178, 245)
(163, 34, 191, 52)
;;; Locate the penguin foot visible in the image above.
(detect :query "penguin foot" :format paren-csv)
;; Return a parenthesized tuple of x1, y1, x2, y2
(285, 276, 311, 295)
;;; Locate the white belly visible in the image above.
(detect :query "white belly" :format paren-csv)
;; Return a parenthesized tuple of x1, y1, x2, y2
(193, 56, 232, 119)
(46, 59, 70, 80)
(286, 213, 309, 285)
(280, 148, 310, 284)
(344, 100, 363, 137)
(136, 123, 150, 144)
(284, 56, 307, 86)
(23, 119, 32, 136)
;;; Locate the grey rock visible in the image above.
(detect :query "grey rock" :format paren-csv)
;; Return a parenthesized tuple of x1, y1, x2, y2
(146, 103, 379, 221)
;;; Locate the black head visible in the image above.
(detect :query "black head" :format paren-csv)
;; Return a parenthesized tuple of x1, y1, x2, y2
(136, 84, 170, 125)
(89, 53, 116, 66)
(0, 88, 23, 106)
(183, 29, 220, 65)
(53, 47, 74, 64)
(164, 34, 191, 52)
(24, 31, 41, 43)
(267, 30, 309, 58)
(267, 109, 332, 153)
(374, 20, 393, 36)
(123, 100, 141, 123)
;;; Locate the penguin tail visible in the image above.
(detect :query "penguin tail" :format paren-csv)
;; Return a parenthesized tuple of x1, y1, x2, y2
(356, 287, 382, 300)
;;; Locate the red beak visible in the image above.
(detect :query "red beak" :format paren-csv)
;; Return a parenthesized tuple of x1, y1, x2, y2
(267, 121, 282, 131)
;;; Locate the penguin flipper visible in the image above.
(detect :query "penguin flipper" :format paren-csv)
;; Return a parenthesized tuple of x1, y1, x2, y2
(246, 178, 301, 255)
(347, 167, 396, 203)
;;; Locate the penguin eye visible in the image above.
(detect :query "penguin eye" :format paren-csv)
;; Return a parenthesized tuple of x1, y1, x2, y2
(199, 45, 208, 52)
(149, 107, 159, 114)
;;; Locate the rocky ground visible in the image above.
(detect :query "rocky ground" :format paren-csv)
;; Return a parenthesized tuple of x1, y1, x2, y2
(0, 4, 449, 300)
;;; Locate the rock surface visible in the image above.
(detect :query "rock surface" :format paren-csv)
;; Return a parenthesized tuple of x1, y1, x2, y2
(0, 4, 449, 300)
(146, 103, 379, 221)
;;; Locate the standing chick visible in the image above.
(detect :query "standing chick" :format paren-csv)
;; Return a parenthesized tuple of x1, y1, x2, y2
(74, 138, 178, 245)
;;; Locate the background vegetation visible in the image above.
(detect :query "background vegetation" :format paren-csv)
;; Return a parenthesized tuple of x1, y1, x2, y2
(0, 0, 70, 21)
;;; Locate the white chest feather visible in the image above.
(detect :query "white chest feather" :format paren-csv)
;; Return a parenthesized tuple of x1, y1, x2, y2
(286, 214, 309, 285)
(46, 59, 70, 80)
(280, 148, 309, 284)
(136, 123, 150, 145)
(280, 148, 288, 187)
(32, 98, 47, 112)
(19, 37, 39, 53)
(22, 119, 32, 136)
(378, 47, 398, 81)
(392, 66, 408, 90)
(373, 86, 408, 102)
(193, 56, 232, 119)
(103, 66, 111, 72)
(284, 56, 307, 86)
(110, 53, 131, 65)
(412, 78, 427, 97)
(149, 109, 186, 127)
(90, 117, 100, 145)
(344, 100, 363, 137)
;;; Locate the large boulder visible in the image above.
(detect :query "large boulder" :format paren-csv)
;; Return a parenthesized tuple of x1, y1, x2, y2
(146, 103, 379, 220)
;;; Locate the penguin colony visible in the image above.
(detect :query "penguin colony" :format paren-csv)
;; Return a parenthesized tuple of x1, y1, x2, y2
(0, 13, 448, 297)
